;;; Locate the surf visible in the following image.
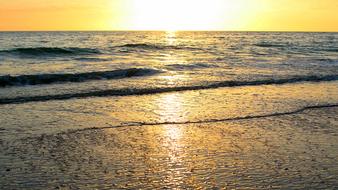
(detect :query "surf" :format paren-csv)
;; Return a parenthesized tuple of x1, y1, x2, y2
(0, 74, 337, 105)
(0, 68, 161, 87)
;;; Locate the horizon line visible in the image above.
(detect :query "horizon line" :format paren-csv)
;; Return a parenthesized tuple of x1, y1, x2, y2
(0, 30, 338, 33)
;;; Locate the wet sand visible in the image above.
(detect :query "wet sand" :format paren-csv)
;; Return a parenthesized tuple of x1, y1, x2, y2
(1, 106, 338, 189)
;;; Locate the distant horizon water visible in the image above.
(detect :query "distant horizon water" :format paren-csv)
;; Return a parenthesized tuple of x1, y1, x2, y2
(1, 30, 338, 33)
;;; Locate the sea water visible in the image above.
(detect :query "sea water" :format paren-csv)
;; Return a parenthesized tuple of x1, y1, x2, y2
(0, 31, 337, 103)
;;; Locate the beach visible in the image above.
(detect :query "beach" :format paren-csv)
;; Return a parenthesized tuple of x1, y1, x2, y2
(0, 31, 338, 189)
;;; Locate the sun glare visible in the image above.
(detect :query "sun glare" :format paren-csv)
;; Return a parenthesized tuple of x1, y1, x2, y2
(1, 0, 338, 31)
(130, 0, 243, 31)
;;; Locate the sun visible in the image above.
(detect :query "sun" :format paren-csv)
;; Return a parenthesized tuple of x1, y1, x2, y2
(130, 0, 239, 31)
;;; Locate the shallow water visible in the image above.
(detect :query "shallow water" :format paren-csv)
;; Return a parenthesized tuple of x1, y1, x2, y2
(0, 81, 337, 141)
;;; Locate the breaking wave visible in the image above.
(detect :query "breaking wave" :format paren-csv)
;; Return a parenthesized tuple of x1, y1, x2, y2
(0, 68, 161, 87)
(0, 47, 102, 57)
(0, 74, 337, 105)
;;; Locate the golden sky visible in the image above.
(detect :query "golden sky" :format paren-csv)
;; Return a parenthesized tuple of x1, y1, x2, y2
(0, 0, 338, 31)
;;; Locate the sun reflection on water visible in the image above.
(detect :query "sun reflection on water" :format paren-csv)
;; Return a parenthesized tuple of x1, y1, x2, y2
(144, 31, 194, 187)
(156, 93, 186, 122)
(158, 31, 190, 86)
(166, 31, 177, 46)
(155, 69, 190, 187)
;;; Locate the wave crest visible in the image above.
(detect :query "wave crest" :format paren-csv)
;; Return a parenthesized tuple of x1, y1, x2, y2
(0, 68, 161, 87)
(0, 47, 101, 56)
(116, 43, 200, 51)
(255, 43, 287, 48)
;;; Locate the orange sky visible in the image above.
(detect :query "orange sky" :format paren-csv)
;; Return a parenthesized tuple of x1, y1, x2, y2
(0, 0, 338, 31)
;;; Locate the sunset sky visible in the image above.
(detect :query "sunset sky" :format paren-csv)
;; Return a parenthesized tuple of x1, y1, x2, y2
(0, 0, 338, 31)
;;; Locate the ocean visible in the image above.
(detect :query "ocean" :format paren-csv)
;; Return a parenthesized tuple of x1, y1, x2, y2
(1, 32, 338, 102)
(1, 31, 338, 189)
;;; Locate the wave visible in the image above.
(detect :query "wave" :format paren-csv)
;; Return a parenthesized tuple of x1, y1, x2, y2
(255, 43, 338, 53)
(0, 43, 202, 58)
(255, 43, 287, 48)
(116, 43, 201, 51)
(0, 47, 101, 57)
(74, 57, 111, 62)
(321, 48, 338, 53)
(0, 68, 161, 87)
(0, 74, 337, 105)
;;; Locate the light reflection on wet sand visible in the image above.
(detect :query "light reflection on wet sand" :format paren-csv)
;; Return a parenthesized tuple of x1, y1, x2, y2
(1, 106, 337, 189)
(148, 77, 189, 187)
